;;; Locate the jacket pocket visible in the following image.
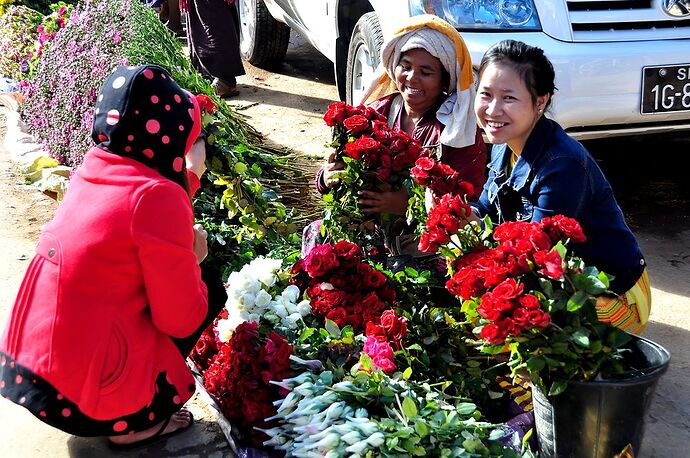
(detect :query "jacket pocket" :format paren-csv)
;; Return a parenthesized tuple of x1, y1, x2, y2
(99, 323, 128, 393)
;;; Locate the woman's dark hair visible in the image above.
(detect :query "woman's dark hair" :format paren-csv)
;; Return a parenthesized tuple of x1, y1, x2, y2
(441, 67, 451, 94)
(478, 40, 556, 110)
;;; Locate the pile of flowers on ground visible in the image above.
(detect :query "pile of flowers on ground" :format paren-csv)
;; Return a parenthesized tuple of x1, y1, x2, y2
(320, 102, 424, 245)
(291, 240, 396, 333)
(191, 244, 535, 456)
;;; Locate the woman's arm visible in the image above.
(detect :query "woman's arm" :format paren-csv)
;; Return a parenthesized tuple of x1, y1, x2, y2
(531, 156, 589, 222)
(132, 182, 208, 338)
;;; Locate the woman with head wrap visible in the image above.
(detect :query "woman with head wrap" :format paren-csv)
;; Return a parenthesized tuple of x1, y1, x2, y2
(310, 15, 487, 263)
(0, 64, 222, 448)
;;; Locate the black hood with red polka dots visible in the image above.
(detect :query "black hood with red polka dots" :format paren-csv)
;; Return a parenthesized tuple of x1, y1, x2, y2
(91, 64, 202, 189)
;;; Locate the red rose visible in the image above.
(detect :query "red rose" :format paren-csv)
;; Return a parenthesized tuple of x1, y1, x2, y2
(481, 322, 510, 345)
(518, 293, 541, 310)
(541, 215, 586, 243)
(304, 244, 339, 278)
(533, 249, 564, 279)
(195, 93, 216, 114)
(527, 309, 551, 328)
(325, 306, 349, 327)
(491, 278, 524, 301)
(324, 101, 347, 126)
(361, 267, 387, 289)
(379, 309, 407, 343)
(344, 141, 364, 160)
(310, 287, 347, 315)
(343, 114, 370, 134)
(333, 240, 363, 265)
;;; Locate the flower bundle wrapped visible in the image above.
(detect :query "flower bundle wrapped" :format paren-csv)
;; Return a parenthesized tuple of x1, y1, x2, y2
(203, 321, 294, 448)
(321, 101, 424, 244)
(429, 214, 632, 396)
(291, 240, 397, 333)
(217, 257, 311, 340)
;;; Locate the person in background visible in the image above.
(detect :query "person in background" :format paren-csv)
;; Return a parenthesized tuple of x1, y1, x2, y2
(0, 64, 224, 449)
(159, 0, 183, 36)
(183, 0, 245, 98)
(308, 15, 487, 266)
(470, 39, 650, 334)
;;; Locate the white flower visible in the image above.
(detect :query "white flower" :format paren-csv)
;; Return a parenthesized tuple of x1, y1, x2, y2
(249, 258, 282, 286)
(239, 292, 257, 307)
(243, 278, 262, 294)
(215, 318, 234, 343)
(269, 300, 289, 319)
(282, 284, 301, 302)
(282, 312, 303, 329)
(365, 432, 385, 447)
(296, 300, 312, 317)
(254, 289, 272, 308)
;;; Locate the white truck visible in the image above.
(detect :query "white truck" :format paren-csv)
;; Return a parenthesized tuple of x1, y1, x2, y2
(237, 0, 690, 139)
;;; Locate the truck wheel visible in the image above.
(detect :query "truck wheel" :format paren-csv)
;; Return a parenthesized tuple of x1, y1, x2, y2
(238, 0, 290, 68)
(346, 12, 384, 105)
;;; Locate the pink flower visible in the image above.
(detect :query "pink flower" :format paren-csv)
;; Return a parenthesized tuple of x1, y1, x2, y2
(363, 336, 396, 372)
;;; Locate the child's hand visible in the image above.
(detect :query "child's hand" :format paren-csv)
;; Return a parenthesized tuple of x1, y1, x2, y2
(193, 224, 208, 264)
(186, 139, 207, 178)
(358, 189, 409, 215)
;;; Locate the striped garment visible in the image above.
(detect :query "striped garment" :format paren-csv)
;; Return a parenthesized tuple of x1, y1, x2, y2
(596, 269, 651, 335)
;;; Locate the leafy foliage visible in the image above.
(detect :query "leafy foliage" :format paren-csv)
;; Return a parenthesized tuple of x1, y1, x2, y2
(0, 5, 42, 78)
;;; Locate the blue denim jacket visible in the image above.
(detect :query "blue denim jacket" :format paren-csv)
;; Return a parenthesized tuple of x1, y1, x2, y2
(473, 117, 645, 294)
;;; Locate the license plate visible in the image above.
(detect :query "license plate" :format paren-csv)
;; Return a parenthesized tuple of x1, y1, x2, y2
(641, 64, 690, 114)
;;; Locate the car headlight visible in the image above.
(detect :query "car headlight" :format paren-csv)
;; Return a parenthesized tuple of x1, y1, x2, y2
(409, 0, 541, 30)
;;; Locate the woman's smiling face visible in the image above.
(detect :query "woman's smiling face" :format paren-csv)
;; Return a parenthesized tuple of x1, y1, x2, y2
(475, 62, 548, 154)
(394, 48, 444, 116)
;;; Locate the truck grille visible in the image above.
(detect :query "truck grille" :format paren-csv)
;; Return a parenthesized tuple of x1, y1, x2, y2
(566, 0, 690, 41)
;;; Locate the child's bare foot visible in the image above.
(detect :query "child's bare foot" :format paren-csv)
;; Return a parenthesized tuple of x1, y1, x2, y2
(108, 408, 193, 449)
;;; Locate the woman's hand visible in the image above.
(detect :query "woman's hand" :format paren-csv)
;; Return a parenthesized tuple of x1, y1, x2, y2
(359, 189, 409, 215)
(193, 223, 208, 264)
(322, 150, 345, 188)
(186, 139, 207, 179)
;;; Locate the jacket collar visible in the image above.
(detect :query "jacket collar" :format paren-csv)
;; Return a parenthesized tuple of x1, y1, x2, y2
(487, 116, 555, 191)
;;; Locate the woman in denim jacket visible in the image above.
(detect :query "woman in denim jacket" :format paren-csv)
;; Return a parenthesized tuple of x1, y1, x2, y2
(470, 40, 650, 334)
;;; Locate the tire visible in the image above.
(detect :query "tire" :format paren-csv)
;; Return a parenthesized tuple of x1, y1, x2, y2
(238, 0, 290, 68)
(345, 12, 384, 105)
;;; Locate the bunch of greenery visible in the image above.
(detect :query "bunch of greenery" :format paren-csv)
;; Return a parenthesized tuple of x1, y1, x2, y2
(20, 0, 305, 276)
(0, 5, 42, 78)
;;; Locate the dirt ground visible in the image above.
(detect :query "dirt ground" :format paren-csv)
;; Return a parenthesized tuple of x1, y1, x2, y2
(0, 34, 689, 457)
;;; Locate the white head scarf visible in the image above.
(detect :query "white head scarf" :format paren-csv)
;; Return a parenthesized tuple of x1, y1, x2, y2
(361, 15, 477, 149)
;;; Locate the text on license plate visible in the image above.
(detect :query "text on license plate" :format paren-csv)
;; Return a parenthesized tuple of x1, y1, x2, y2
(641, 64, 690, 114)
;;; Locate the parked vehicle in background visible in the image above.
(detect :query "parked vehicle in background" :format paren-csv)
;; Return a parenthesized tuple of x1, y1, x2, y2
(238, 0, 690, 140)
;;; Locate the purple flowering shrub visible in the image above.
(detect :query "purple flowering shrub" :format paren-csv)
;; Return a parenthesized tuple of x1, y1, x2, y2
(0, 5, 43, 80)
(21, 0, 131, 166)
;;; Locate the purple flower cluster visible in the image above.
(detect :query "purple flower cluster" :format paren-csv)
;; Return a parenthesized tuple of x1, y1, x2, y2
(20, 0, 134, 167)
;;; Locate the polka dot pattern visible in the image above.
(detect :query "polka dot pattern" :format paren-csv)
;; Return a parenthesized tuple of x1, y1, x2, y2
(91, 64, 200, 190)
(112, 76, 126, 89)
(146, 119, 160, 134)
(106, 110, 120, 126)
(1, 353, 187, 437)
(113, 420, 128, 432)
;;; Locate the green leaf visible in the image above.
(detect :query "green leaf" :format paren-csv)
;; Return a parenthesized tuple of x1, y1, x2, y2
(548, 380, 568, 396)
(298, 327, 315, 341)
(233, 162, 247, 174)
(566, 290, 589, 312)
(414, 420, 429, 437)
(526, 356, 546, 372)
(571, 329, 591, 348)
(402, 367, 413, 380)
(402, 397, 418, 419)
(324, 319, 341, 337)
(455, 402, 476, 415)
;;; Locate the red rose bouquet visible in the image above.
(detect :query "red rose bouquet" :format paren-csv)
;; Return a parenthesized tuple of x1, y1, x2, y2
(290, 240, 397, 334)
(203, 321, 294, 448)
(422, 214, 632, 396)
(321, 101, 424, 245)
